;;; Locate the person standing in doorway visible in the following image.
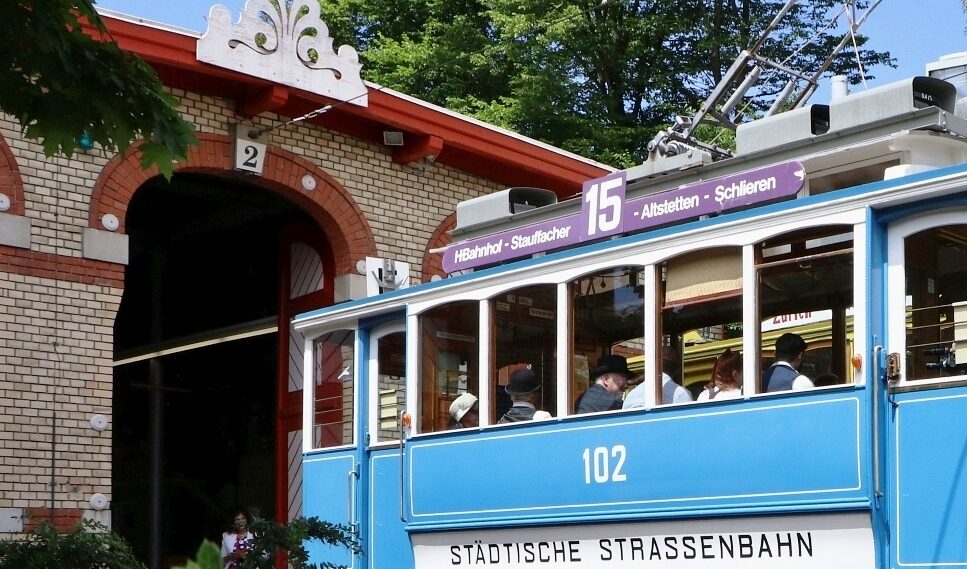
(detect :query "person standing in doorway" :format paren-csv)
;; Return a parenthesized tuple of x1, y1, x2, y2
(221, 509, 254, 569)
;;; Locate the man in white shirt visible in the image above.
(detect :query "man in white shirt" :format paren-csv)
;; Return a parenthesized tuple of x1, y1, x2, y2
(762, 332, 815, 392)
(623, 347, 692, 408)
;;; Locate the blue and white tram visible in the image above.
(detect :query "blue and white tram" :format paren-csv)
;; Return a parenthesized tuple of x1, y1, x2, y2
(294, 76, 967, 569)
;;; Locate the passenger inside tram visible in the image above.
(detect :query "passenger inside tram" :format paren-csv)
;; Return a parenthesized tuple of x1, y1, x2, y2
(498, 368, 553, 423)
(576, 354, 633, 413)
(762, 333, 815, 392)
(448, 393, 479, 429)
(624, 346, 691, 408)
(697, 349, 743, 401)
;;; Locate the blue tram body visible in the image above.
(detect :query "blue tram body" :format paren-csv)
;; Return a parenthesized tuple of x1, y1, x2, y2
(295, 75, 967, 569)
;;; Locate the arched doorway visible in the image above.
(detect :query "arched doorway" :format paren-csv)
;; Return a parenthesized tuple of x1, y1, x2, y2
(94, 135, 378, 568)
(112, 173, 316, 566)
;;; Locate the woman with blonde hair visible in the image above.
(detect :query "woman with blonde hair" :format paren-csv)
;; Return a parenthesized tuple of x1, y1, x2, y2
(698, 348, 743, 401)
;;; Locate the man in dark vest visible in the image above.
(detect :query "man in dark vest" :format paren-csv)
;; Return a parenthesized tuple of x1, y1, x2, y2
(762, 332, 815, 392)
(498, 368, 552, 423)
(577, 354, 633, 413)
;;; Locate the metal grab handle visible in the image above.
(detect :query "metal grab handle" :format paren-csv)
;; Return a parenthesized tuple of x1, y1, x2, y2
(872, 345, 882, 497)
(399, 411, 410, 523)
(347, 464, 359, 537)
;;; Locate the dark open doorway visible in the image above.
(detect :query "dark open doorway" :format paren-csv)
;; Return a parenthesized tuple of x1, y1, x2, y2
(112, 173, 316, 568)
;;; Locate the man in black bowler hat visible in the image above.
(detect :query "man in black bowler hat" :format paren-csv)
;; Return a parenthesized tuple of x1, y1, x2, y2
(498, 367, 552, 423)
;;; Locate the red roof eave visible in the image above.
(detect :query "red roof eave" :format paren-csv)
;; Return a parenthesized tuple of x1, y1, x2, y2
(97, 13, 612, 195)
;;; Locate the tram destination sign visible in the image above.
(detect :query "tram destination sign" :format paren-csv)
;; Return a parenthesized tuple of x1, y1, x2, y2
(443, 161, 805, 273)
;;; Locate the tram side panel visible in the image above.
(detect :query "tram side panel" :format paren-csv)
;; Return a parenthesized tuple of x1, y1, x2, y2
(304, 452, 356, 568)
(369, 449, 414, 568)
(889, 385, 967, 567)
(405, 390, 869, 529)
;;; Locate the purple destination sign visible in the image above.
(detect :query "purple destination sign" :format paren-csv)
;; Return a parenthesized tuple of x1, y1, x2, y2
(442, 213, 583, 273)
(622, 160, 805, 231)
(442, 160, 805, 273)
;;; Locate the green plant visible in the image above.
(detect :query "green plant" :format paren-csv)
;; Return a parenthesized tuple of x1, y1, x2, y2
(172, 541, 221, 569)
(174, 517, 359, 569)
(242, 517, 359, 569)
(0, 520, 146, 569)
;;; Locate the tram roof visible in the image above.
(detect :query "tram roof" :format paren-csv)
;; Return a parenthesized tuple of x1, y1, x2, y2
(452, 105, 967, 242)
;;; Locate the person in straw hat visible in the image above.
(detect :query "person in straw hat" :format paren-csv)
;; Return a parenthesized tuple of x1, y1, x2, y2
(448, 392, 479, 429)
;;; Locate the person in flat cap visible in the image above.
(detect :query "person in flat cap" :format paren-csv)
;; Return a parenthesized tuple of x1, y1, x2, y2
(577, 354, 634, 413)
(448, 392, 479, 429)
(498, 367, 552, 423)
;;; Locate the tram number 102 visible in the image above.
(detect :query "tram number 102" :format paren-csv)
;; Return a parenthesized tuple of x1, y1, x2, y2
(582, 445, 628, 484)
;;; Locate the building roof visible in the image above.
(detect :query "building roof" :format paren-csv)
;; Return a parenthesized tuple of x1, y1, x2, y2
(96, 9, 614, 196)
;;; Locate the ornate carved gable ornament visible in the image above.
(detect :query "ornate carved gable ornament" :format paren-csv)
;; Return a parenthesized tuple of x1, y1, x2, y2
(198, 1, 367, 106)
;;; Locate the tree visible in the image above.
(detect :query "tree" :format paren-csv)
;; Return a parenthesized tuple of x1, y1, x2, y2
(0, 521, 146, 569)
(0, 0, 196, 177)
(321, 0, 893, 167)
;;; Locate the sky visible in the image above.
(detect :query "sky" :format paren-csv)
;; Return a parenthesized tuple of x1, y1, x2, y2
(96, 0, 967, 103)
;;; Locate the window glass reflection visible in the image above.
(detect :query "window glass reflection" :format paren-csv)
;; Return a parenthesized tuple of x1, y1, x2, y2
(419, 302, 479, 432)
(904, 225, 967, 380)
(313, 329, 354, 448)
(571, 266, 644, 413)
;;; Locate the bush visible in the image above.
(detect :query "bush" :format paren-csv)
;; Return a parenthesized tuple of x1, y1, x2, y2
(0, 520, 146, 569)
(174, 517, 359, 569)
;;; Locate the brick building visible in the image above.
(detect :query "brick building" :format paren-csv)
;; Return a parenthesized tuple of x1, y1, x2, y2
(0, 4, 609, 566)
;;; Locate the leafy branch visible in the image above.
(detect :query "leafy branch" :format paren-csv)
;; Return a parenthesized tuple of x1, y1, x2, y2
(174, 517, 360, 569)
(0, 0, 197, 177)
(0, 520, 147, 569)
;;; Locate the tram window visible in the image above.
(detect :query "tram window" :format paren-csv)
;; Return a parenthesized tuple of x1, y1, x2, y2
(662, 248, 743, 401)
(492, 284, 557, 423)
(419, 301, 479, 432)
(312, 329, 355, 449)
(757, 226, 854, 391)
(571, 266, 644, 412)
(904, 225, 967, 380)
(374, 331, 406, 442)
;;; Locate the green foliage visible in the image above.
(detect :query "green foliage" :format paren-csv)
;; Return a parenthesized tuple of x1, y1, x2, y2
(241, 517, 359, 569)
(0, 0, 197, 177)
(173, 517, 359, 569)
(320, 0, 894, 167)
(172, 541, 222, 569)
(0, 520, 146, 569)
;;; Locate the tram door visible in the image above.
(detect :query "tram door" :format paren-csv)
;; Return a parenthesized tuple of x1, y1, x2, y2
(364, 322, 413, 568)
(883, 210, 967, 568)
(303, 328, 360, 568)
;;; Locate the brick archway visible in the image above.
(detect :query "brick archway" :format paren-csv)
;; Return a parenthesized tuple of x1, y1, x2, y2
(0, 133, 25, 216)
(89, 132, 376, 274)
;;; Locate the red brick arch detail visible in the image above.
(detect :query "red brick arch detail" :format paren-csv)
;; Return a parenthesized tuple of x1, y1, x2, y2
(0, 133, 26, 216)
(422, 213, 455, 282)
(89, 132, 376, 274)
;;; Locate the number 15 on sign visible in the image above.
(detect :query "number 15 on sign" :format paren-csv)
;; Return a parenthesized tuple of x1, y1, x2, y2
(581, 172, 626, 240)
